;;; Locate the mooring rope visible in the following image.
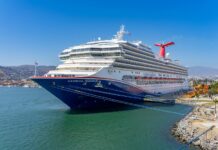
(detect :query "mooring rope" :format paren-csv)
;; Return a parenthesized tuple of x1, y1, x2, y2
(52, 85, 186, 116)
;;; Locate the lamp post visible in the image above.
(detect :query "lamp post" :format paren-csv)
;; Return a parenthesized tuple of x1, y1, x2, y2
(34, 61, 38, 77)
(214, 99, 217, 120)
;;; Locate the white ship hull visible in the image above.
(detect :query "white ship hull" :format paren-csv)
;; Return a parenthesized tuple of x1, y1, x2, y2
(95, 67, 189, 94)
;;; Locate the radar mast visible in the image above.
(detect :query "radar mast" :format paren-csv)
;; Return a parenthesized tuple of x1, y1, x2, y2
(113, 25, 130, 41)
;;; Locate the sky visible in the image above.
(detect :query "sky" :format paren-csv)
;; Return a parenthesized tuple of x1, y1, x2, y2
(0, 0, 218, 67)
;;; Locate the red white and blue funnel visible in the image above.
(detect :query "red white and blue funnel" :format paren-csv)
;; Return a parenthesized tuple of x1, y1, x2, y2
(155, 42, 175, 58)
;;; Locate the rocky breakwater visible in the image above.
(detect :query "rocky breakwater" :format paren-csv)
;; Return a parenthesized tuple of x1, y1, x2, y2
(172, 99, 218, 150)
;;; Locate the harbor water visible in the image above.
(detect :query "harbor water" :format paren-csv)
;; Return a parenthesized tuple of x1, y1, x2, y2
(0, 87, 196, 150)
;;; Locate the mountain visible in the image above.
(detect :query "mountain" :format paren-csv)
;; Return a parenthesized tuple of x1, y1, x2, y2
(0, 65, 56, 80)
(188, 66, 218, 77)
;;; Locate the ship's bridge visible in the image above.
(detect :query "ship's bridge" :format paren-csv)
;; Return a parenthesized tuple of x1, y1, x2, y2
(46, 40, 126, 77)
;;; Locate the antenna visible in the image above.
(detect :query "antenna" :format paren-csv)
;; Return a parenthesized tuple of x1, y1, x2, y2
(113, 25, 130, 41)
(154, 42, 175, 58)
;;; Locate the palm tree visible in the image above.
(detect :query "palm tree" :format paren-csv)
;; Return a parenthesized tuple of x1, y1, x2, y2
(213, 99, 217, 120)
(208, 88, 217, 120)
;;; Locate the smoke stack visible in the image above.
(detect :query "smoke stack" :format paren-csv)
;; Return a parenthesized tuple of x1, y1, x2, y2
(154, 42, 175, 58)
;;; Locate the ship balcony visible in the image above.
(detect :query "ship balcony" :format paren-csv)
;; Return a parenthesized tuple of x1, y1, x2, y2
(57, 63, 111, 69)
(46, 69, 100, 77)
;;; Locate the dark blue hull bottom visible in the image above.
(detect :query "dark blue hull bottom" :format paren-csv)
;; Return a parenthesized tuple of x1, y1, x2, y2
(32, 77, 157, 109)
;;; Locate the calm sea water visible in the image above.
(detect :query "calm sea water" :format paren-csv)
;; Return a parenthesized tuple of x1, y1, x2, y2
(0, 87, 195, 150)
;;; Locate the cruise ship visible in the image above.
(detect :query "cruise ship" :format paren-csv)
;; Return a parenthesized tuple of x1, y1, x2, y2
(31, 25, 189, 109)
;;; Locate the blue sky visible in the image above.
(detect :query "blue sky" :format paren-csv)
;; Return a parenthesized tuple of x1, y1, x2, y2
(0, 0, 218, 67)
